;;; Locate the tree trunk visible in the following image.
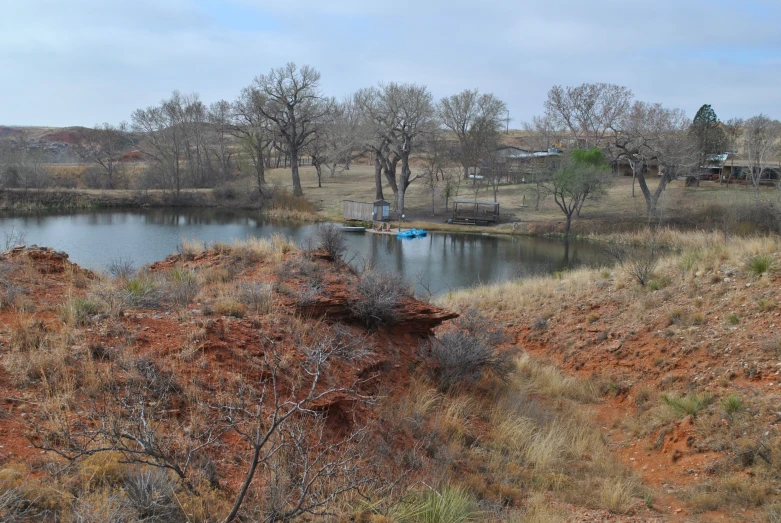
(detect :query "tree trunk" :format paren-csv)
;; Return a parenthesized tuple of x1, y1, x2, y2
(254, 138, 266, 187)
(290, 148, 303, 196)
(463, 163, 469, 180)
(383, 160, 399, 199)
(565, 213, 572, 235)
(374, 156, 384, 200)
(313, 159, 322, 188)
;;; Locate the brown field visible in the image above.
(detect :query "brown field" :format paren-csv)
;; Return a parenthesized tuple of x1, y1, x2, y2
(260, 163, 780, 235)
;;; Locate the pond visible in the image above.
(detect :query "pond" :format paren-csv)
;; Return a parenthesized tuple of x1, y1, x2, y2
(0, 209, 607, 296)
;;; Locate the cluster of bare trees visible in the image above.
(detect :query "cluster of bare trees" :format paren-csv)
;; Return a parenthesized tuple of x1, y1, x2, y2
(67, 63, 508, 214)
(525, 82, 781, 224)
(9, 63, 779, 222)
(0, 131, 49, 190)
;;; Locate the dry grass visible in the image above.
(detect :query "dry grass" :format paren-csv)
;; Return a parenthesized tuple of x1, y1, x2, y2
(512, 354, 598, 403)
(260, 162, 781, 237)
(598, 476, 642, 514)
(227, 234, 295, 265)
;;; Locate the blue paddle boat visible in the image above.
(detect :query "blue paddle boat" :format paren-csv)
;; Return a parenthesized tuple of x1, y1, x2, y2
(397, 228, 427, 239)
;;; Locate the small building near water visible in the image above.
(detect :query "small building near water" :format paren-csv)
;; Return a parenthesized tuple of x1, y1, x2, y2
(343, 200, 391, 222)
(452, 201, 500, 225)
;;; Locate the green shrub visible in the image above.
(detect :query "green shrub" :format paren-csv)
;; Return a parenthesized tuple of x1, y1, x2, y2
(395, 485, 481, 523)
(720, 393, 743, 417)
(746, 254, 774, 277)
(661, 392, 712, 418)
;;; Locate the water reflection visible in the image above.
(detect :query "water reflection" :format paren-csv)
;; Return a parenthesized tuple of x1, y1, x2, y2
(0, 209, 608, 296)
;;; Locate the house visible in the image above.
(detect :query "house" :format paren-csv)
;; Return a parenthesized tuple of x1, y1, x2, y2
(343, 200, 390, 222)
(715, 153, 781, 183)
(613, 157, 660, 177)
(489, 146, 562, 182)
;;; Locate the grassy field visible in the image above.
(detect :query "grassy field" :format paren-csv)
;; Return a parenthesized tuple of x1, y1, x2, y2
(26, 160, 781, 236)
(260, 162, 781, 235)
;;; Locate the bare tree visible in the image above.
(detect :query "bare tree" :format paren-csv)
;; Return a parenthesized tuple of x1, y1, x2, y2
(614, 102, 693, 216)
(207, 100, 235, 185)
(438, 89, 506, 180)
(253, 63, 332, 196)
(722, 117, 745, 152)
(232, 86, 274, 190)
(544, 83, 633, 149)
(648, 107, 698, 202)
(131, 91, 190, 198)
(441, 166, 462, 213)
(307, 99, 363, 187)
(742, 114, 781, 202)
(612, 101, 655, 199)
(214, 335, 371, 522)
(355, 86, 399, 201)
(180, 93, 210, 188)
(420, 130, 455, 215)
(0, 132, 49, 191)
(76, 122, 130, 189)
(376, 83, 436, 216)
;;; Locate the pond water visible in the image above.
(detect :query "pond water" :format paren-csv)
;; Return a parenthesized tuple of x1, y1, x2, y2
(0, 209, 607, 296)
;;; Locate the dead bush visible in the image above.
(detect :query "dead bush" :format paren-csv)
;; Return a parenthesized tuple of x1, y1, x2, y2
(163, 268, 201, 307)
(124, 468, 186, 523)
(425, 312, 511, 390)
(107, 257, 136, 280)
(603, 238, 661, 287)
(317, 223, 347, 262)
(349, 270, 410, 328)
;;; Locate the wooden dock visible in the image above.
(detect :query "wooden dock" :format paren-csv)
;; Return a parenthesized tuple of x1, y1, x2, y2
(366, 228, 403, 236)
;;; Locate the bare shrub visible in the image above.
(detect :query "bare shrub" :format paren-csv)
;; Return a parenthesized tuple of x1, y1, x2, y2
(107, 257, 136, 280)
(349, 270, 410, 328)
(425, 312, 511, 390)
(162, 268, 201, 307)
(124, 468, 186, 523)
(0, 480, 47, 522)
(3, 226, 26, 251)
(603, 238, 661, 286)
(317, 223, 347, 262)
(294, 282, 322, 308)
(69, 491, 133, 523)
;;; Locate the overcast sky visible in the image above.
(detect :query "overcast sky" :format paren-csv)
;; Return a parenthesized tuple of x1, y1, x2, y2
(1, 0, 780, 127)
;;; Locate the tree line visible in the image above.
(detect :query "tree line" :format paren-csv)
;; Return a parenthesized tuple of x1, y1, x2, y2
(2, 64, 779, 224)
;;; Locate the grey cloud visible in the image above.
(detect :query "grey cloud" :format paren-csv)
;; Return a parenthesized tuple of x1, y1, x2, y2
(0, 0, 778, 126)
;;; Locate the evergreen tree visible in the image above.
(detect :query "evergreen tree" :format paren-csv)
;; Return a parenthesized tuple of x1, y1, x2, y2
(689, 104, 727, 161)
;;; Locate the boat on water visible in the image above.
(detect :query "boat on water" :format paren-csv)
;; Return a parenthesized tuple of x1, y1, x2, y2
(396, 228, 427, 239)
(341, 226, 366, 232)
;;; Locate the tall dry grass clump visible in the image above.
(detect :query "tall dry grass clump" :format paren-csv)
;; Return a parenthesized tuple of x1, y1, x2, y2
(228, 234, 296, 265)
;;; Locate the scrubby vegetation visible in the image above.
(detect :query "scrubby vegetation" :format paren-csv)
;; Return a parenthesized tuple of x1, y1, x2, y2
(1, 239, 657, 522)
(444, 229, 781, 519)
(5, 225, 781, 520)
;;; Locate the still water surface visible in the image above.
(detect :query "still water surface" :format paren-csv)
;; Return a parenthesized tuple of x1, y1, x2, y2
(0, 209, 606, 296)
